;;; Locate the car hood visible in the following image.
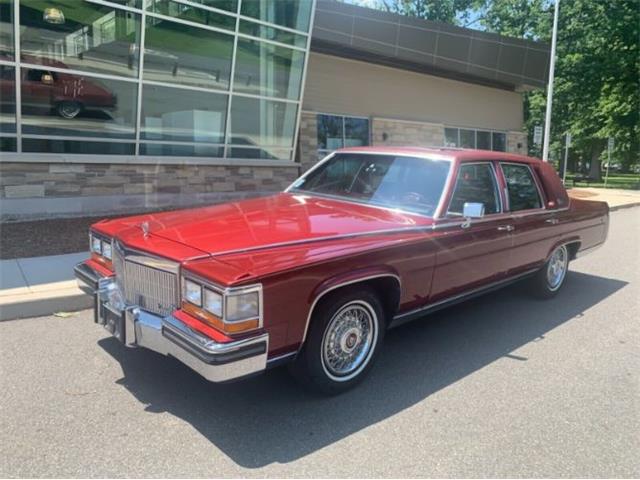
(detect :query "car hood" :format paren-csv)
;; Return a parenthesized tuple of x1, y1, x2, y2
(96, 193, 432, 259)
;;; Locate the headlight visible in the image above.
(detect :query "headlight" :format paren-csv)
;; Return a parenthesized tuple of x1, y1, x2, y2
(226, 291, 259, 322)
(181, 274, 262, 334)
(91, 235, 102, 254)
(102, 241, 112, 260)
(183, 279, 202, 306)
(203, 288, 223, 317)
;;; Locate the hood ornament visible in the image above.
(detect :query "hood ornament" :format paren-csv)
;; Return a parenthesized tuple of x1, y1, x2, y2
(141, 221, 150, 238)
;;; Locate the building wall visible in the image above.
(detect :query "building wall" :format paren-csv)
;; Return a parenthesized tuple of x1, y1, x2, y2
(0, 162, 299, 221)
(371, 118, 444, 147)
(303, 53, 524, 131)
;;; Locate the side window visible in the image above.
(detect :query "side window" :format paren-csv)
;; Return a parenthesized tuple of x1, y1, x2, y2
(501, 163, 543, 211)
(448, 163, 500, 216)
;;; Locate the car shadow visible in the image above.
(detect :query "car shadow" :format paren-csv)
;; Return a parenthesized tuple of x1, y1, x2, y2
(98, 271, 627, 468)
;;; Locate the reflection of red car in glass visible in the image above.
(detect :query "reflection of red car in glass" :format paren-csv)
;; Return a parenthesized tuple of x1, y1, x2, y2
(17, 58, 117, 119)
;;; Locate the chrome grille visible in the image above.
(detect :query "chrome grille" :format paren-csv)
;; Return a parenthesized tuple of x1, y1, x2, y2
(112, 243, 178, 317)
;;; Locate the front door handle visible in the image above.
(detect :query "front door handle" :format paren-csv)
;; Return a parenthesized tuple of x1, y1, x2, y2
(545, 218, 559, 225)
(497, 225, 514, 232)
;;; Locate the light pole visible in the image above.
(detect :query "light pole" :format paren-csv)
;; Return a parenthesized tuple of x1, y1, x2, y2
(542, 0, 560, 162)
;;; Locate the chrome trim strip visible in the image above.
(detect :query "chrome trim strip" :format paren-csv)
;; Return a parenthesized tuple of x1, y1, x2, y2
(300, 273, 401, 345)
(209, 226, 431, 257)
(392, 268, 538, 323)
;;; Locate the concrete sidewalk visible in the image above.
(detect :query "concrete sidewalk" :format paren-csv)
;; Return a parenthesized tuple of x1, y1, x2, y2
(568, 187, 640, 210)
(0, 189, 638, 321)
(0, 252, 92, 321)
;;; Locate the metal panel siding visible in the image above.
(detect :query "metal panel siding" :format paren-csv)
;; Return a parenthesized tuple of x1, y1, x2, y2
(302, 53, 524, 132)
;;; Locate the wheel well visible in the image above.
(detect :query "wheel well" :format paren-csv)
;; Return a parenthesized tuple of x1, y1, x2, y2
(565, 241, 580, 260)
(311, 276, 401, 329)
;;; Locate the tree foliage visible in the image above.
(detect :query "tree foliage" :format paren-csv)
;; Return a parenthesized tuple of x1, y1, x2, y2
(362, 0, 640, 175)
(477, 0, 639, 176)
(372, 0, 477, 25)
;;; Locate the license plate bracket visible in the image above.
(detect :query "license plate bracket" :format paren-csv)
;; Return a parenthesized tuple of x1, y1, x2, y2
(101, 302, 126, 344)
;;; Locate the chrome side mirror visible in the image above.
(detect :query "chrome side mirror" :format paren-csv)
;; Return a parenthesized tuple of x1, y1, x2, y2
(462, 202, 484, 228)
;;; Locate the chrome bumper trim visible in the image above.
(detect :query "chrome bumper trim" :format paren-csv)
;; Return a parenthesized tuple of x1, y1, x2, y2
(74, 261, 269, 383)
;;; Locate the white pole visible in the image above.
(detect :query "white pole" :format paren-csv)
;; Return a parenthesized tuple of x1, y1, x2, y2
(542, 0, 560, 162)
(562, 134, 569, 184)
(604, 146, 611, 187)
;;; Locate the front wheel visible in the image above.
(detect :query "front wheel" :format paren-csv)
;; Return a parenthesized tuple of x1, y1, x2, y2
(289, 287, 385, 395)
(529, 244, 569, 299)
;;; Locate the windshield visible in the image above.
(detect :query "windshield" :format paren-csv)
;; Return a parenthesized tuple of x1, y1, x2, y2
(289, 153, 451, 216)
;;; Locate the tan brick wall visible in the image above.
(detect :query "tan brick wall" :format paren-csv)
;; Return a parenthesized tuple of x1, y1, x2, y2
(507, 131, 528, 155)
(372, 118, 444, 147)
(0, 162, 299, 199)
(297, 112, 319, 173)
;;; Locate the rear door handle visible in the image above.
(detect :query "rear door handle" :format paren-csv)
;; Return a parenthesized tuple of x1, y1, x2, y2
(545, 218, 559, 225)
(497, 225, 514, 232)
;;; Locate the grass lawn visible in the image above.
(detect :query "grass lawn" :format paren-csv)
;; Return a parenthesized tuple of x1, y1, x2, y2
(566, 172, 640, 190)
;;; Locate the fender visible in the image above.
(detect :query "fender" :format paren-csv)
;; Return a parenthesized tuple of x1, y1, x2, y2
(300, 266, 402, 345)
(546, 236, 581, 262)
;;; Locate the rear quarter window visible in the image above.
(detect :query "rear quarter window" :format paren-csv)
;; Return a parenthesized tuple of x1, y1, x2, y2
(501, 163, 542, 211)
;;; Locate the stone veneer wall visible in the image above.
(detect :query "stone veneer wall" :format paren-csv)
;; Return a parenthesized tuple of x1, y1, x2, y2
(372, 118, 444, 147)
(506, 131, 528, 155)
(298, 112, 319, 173)
(0, 162, 299, 220)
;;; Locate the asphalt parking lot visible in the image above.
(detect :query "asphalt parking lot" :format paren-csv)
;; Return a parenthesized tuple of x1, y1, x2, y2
(1, 207, 638, 478)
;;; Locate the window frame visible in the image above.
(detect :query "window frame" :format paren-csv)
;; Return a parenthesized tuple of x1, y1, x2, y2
(315, 112, 371, 155)
(444, 126, 507, 152)
(445, 161, 503, 217)
(498, 161, 546, 213)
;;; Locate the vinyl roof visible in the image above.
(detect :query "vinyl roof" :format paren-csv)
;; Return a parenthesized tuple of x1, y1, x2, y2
(311, 0, 550, 91)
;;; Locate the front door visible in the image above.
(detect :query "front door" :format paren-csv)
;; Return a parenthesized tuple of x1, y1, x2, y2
(430, 162, 513, 302)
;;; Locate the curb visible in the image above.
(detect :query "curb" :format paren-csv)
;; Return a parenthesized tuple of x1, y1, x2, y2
(0, 281, 93, 321)
(609, 202, 640, 212)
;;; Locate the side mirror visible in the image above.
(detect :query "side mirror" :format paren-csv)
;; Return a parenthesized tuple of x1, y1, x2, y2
(461, 202, 484, 228)
(463, 202, 485, 219)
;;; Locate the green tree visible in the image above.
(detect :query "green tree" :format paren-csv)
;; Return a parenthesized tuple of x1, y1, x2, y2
(371, 0, 477, 24)
(476, 0, 639, 178)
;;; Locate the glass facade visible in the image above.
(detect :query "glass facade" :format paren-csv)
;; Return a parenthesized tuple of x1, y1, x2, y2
(0, 0, 313, 158)
(445, 126, 506, 152)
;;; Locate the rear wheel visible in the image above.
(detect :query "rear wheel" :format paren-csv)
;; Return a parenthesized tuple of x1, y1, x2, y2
(289, 287, 385, 395)
(529, 244, 569, 299)
(56, 101, 82, 119)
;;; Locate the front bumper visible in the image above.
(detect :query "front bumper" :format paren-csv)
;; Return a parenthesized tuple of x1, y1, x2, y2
(74, 261, 268, 383)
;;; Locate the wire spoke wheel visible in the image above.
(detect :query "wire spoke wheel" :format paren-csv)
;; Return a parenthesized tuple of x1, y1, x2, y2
(321, 300, 377, 382)
(546, 245, 568, 291)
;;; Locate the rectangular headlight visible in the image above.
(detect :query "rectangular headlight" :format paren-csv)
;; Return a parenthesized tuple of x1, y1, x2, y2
(203, 288, 223, 317)
(91, 235, 102, 254)
(183, 279, 202, 307)
(225, 291, 259, 323)
(102, 241, 112, 260)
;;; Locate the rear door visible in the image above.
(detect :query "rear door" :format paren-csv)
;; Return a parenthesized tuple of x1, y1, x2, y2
(499, 162, 560, 273)
(430, 162, 513, 301)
